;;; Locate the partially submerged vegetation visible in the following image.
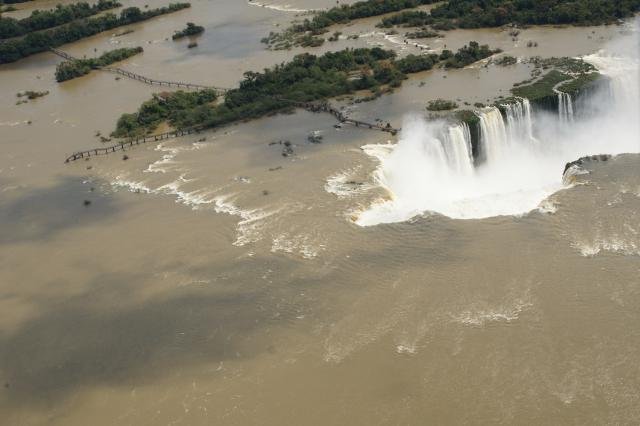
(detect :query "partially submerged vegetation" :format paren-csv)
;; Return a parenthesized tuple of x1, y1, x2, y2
(440, 41, 500, 68)
(172, 22, 204, 40)
(405, 29, 440, 39)
(1, 5, 18, 13)
(0, 3, 190, 63)
(427, 98, 458, 111)
(262, 0, 440, 49)
(15, 90, 49, 104)
(378, 10, 432, 28)
(495, 55, 517, 66)
(113, 89, 218, 137)
(55, 47, 143, 82)
(0, 0, 121, 39)
(113, 44, 497, 137)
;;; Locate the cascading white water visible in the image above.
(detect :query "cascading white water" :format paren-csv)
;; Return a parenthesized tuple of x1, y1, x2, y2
(478, 107, 508, 163)
(556, 90, 573, 124)
(356, 24, 639, 226)
(504, 98, 535, 143)
(444, 123, 474, 175)
(558, 91, 574, 123)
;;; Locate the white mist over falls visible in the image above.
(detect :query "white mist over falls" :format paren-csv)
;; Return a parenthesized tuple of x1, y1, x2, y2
(356, 28, 640, 226)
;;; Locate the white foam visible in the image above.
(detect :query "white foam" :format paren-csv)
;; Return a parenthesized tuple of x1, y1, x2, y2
(145, 140, 208, 174)
(573, 237, 639, 257)
(246, 0, 317, 13)
(361, 31, 436, 53)
(271, 232, 324, 259)
(111, 176, 152, 193)
(325, 166, 374, 199)
(537, 199, 558, 214)
(157, 177, 217, 209)
(451, 297, 532, 327)
(214, 195, 277, 247)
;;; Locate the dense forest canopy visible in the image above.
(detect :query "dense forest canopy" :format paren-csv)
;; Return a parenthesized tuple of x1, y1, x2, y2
(410, 0, 640, 28)
(0, 0, 121, 39)
(264, 0, 640, 49)
(0, 3, 189, 63)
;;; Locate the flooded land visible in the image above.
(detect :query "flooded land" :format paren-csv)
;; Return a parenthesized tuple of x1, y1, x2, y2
(1, 0, 639, 424)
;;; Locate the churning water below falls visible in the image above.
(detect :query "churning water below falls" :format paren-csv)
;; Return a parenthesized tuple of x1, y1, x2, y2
(357, 34, 640, 226)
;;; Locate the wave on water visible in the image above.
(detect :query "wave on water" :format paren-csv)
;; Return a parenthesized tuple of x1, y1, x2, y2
(0, 121, 29, 127)
(271, 232, 324, 259)
(572, 222, 640, 257)
(144, 140, 208, 174)
(112, 174, 277, 246)
(451, 297, 533, 327)
(324, 165, 375, 199)
(111, 176, 153, 194)
(573, 238, 640, 257)
(214, 195, 279, 247)
(355, 26, 640, 226)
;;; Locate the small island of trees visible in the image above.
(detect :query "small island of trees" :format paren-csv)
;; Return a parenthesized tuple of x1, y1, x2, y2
(427, 99, 458, 111)
(172, 22, 204, 40)
(55, 47, 143, 82)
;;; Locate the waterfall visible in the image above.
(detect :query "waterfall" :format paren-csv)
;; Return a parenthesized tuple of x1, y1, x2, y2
(478, 107, 508, 164)
(503, 98, 535, 143)
(357, 26, 639, 226)
(443, 123, 474, 175)
(558, 91, 574, 123)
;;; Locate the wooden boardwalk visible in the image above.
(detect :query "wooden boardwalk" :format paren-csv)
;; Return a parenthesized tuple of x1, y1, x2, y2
(56, 46, 400, 163)
(50, 48, 229, 93)
(64, 127, 203, 163)
(64, 100, 399, 163)
(283, 99, 399, 135)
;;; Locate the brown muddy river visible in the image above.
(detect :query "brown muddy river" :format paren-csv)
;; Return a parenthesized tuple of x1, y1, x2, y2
(1, 1, 639, 424)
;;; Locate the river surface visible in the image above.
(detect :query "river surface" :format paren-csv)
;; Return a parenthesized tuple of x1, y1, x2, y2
(1, 1, 639, 424)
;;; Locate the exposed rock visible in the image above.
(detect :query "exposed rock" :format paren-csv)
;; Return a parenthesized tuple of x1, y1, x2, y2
(563, 154, 611, 175)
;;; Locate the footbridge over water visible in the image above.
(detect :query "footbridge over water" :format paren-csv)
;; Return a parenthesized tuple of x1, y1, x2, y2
(50, 48, 229, 93)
